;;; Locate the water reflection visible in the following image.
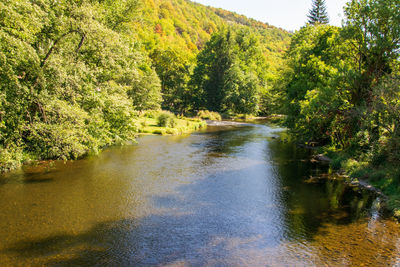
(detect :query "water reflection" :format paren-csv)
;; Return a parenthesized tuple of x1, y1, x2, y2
(0, 124, 399, 266)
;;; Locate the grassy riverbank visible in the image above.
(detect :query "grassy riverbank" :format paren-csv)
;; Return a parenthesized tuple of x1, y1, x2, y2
(0, 111, 207, 173)
(320, 147, 400, 218)
(277, 121, 400, 218)
(137, 111, 207, 136)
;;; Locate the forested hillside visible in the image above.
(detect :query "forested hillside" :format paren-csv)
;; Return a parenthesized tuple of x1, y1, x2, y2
(0, 0, 290, 171)
(135, 0, 290, 111)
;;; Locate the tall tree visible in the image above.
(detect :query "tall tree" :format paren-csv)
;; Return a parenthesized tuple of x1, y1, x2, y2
(150, 47, 194, 113)
(343, 0, 400, 105)
(307, 0, 330, 25)
(191, 28, 267, 114)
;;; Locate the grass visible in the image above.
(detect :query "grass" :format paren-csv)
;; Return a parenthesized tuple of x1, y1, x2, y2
(138, 111, 207, 136)
(320, 145, 400, 218)
(0, 111, 207, 173)
(196, 110, 222, 121)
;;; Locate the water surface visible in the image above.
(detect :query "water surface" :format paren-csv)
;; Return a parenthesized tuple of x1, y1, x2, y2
(0, 124, 399, 266)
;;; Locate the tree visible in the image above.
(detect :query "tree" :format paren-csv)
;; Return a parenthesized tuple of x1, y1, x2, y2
(191, 28, 235, 111)
(0, 0, 163, 168)
(307, 0, 330, 25)
(150, 47, 193, 113)
(129, 66, 162, 111)
(283, 0, 400, 150)
(283, 24, 354, 144)
(343, 0, 400, 106)
(191, 28, 267, 114)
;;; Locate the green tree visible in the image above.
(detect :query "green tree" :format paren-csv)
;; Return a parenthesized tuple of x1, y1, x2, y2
(0, 0, 162, 169)
(0, 0, 290, 171)
(343, 0, 400, 106)
(129, 66, 162, 111)
(191, 29, 234, 111)
(369, 74, 400, 163)
(308, 0, 330, 25)
(283, 25, 354, 143)
(283, 0, 400, 149)
(191, 28, 267, 114)
(150, 47, 193, 113)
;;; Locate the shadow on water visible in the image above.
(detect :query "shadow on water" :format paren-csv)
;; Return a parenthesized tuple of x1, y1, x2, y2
(2, 163, 287, 265)
(3, 167, 399, 266)
(1, 123, 399, 266)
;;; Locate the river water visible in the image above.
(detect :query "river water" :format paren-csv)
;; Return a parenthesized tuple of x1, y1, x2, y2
(0, 123, 399, 266)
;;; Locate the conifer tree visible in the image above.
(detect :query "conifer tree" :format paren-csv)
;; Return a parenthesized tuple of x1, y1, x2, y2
(307, 0, 329, 25)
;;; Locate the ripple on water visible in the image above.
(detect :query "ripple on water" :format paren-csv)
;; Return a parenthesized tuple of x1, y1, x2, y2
(0, 123, 399, 266)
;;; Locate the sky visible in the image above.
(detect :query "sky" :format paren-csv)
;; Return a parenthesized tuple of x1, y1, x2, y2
(192, 0, 350, 32)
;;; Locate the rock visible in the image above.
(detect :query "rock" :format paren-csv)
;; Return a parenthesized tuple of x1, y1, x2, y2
(313, 154, 332, 163)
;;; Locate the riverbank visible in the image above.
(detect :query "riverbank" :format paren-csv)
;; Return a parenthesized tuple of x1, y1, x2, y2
(0, 111, 207, 173)
(137, 111, 207, 136)
(222, 114, 286, 124)
(309, 147, 400, 219)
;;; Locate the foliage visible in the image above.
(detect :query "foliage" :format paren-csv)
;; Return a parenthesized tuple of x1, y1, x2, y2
(283, 24, 354, 144)
(342, 0, 400, 105)
(284, 0, 400, 146)
(0, 0, 290, 171)
(191, 28, 268, 115)
(135, 0, 291, 113)
(0, 0, 158, 170)
(157, 111, 176, 128)
(282, 0, 400, 212)
(367, 74, 400, 164)
(150, 47, 193, 113)
(307, 0, 329, 25)
(197, 110, 222, 121)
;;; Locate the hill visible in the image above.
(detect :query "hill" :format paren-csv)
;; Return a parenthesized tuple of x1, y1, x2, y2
(136, 0, 291, 72)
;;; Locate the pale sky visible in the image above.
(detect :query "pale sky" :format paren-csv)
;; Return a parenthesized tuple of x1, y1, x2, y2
(192, 0, 350, 32)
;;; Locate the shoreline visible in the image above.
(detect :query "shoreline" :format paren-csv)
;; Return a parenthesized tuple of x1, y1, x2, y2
(0, 115, 207, 174)
(309, 150, 398, 220)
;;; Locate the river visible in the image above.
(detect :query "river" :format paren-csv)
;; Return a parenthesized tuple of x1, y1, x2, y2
(0, 123, 399, 266)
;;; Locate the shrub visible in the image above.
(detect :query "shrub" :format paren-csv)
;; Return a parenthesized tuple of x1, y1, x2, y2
(0, 147, 26, 172)
(153, 129, 166, 135)
(166, 128, 179, 135)
(26, 122, 89, 160)
(169, 118, 178, 128)
(197, 110, 222, 121)
(143, 110, 160, 119)
(157, 111, 175, 127)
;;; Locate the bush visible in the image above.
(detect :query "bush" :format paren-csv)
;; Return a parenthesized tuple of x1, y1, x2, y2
(0, 147, 26, 172)
(143, 110, 160, 119)
(197, 110, 222, 121)
(153, 129, 166, 135)
(169, 118, 178, 128)
(157, 111, 175, 127)
(26, 123, 89, 160)
(166, 128, 179, 135)
(331, 157, 343, 170)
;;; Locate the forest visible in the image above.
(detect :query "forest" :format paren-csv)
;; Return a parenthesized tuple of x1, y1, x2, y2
(0, 0, 290, 171)
(1, 0, 400, 211)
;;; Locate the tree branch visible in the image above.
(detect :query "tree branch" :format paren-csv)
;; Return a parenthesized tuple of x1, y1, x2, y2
(40, 30, 80, 67)
(75, 33, 86, 53)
